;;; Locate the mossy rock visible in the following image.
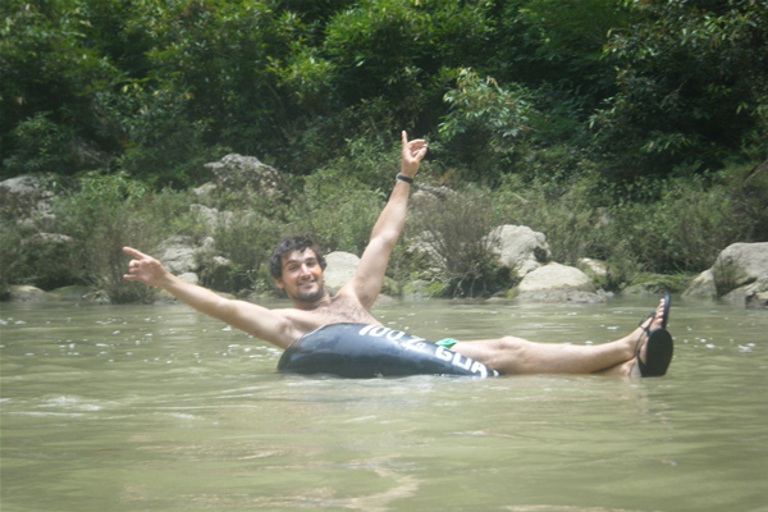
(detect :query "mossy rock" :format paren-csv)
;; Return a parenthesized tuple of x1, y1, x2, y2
(49, 285, 92, 300)
(402, 279, 445, 300)
(622, 273, 691, 295)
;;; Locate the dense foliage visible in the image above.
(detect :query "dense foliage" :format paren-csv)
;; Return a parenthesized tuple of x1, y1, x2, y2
(2, 0, 767, 299)
(3, 0, 766, 182)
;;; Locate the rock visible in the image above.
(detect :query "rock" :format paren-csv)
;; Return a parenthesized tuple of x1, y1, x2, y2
(517, 262, 595, 294)
(0, 175, 53, 218)
(67, 137, 113, 171)
(577, 257, 608, 278)
(9, 285, 61, 302)
(193, 182, 217, 197)
(722, 286, 748, 304)
(323, 251, 360, 294)
(745, 270, 768, 309)
(682, 269, 717, 299)
(514, 262, 605, 303)
(155, 236, 199, 275)
(410, 185, 457, 209)
(402, 279, 444, 301)
(49, 285, 91, 300)
(178, 272, 200, 285)
(190, 204, 234, 230)
(204, 154, 284, 196)
(712, 242, 768, 295)
(27, 232, 76, 250)
(406, 231, 444, 272)
(487, 225, 553, 276)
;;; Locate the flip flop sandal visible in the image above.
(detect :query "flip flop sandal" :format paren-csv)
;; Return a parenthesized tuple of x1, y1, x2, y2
(632, 297, 674, 377)
(637, 328, 673, 377)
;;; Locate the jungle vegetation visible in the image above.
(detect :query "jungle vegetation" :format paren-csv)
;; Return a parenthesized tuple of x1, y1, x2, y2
(2, 0, 767, 299)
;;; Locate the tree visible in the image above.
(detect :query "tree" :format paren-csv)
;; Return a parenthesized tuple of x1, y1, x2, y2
(592, 0, 768, 175)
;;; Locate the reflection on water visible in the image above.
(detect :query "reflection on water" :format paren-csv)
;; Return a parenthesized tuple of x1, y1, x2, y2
(2, 298, 767, 512)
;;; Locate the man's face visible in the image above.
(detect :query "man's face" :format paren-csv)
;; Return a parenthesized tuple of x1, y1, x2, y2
(275, 247, 327, 303)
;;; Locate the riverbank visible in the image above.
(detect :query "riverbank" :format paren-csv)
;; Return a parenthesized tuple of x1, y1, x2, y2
(2, 156, 767, 308)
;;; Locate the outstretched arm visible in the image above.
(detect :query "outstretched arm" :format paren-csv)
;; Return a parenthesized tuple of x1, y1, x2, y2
(346, 131, 427, 309)
(122, 247, 302, 348)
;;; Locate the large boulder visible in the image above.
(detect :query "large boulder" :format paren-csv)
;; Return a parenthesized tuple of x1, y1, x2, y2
(155, 236, 200, 275)
(682, 269, 717, 299)
(323, 251, 359, 294)
(190, 204, 234, 231)
(204, 154, 284, 196)
(745, 270, 768, 310)
(488, 225, 553, 276)
(515, 262, 603, 303)
(9, 285, 61, 302)
(711, 242, 768, 296)
(517, 262, 595, 293)
(0, 175, 54, 219)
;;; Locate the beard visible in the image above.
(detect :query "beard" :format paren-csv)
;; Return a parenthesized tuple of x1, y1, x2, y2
(288, 278, 327, 303)
(296, 285, 327, 303)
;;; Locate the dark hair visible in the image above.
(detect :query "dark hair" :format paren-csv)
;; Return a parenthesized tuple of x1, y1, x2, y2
(268, 234, 327, 280)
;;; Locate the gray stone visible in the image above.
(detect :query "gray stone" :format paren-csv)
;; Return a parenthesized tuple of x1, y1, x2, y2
(178, 272, 200, 285)
(155, 236, 199, 275)
(712, 242, 768, 294)
(682, 269, 717, 299)
(745, 270, 768, 309)
(190, 204, 234, 231)
(0, 175, 53, 218)
(9, 285, 60, 302)
(488, 225, 552, 276)
(577, 257, 608, 278)
(323, 251, 360, 294)
(517, 262, 595, 293)
(204, 154, 284, 196)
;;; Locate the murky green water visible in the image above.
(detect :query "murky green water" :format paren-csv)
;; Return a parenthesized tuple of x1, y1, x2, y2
(2, 297, 767, 512)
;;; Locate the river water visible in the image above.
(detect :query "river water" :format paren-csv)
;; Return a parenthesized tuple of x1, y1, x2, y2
(1, 297, 766, 512)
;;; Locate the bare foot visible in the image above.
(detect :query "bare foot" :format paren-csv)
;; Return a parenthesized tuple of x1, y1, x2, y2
(627, 298, 667, 377)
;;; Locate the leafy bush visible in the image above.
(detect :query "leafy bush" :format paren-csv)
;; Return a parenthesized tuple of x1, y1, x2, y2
(2, 112, 76, 176)
(289, 168, 385, 255)
(210, 211, 284, 293)
(50, 172, 161, 302)
(607, 173, 750, 273)
(493, 170, 611, 266)
(0, 224, 24, 299)
(436, 68, 534, 183)
(408, 186, 513, 297)
(593, 0, 768, 173)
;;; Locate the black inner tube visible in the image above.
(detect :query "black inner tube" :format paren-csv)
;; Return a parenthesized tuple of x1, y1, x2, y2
(277, 323, 500, 378)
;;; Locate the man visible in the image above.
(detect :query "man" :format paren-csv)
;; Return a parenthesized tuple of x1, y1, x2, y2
(124, 131, 672, 377)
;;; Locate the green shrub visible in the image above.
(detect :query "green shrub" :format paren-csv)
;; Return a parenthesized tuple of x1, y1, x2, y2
(210, 211, 284, 293)
(608, 174, 743, 273)
(289, 168, 385, 255)
(408, 186, 513, 297)
(50, 171, 161, 302)
(493, 170, 610, 266)
(436, 68, 534, 184)
(0, 223, 24, 299)
(2, 111, 75, 176)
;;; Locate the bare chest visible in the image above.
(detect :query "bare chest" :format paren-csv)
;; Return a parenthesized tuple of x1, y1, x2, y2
(280, 294, 381, 334)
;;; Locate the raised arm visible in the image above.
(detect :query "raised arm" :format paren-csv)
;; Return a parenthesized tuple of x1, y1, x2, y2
(345, 131, 427, 309)
(122, 247, 302, 348)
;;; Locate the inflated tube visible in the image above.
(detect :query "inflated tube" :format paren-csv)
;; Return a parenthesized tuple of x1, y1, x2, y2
(277, 323, 500, 378)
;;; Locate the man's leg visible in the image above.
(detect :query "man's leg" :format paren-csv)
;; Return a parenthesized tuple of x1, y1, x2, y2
(451, 298, 667, 376)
